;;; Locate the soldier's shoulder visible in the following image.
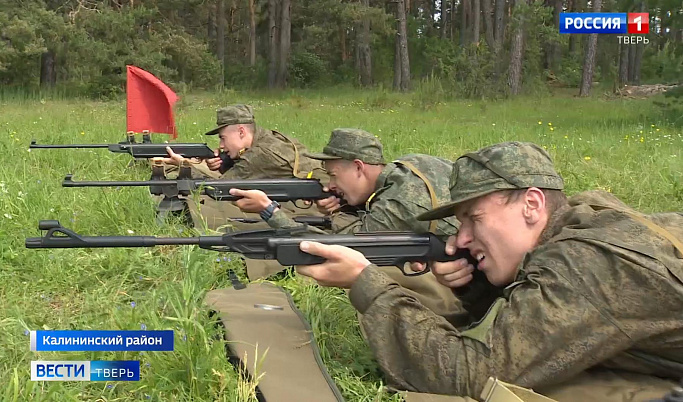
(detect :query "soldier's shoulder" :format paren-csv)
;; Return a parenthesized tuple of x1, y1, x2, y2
(394, 153, 453, 165)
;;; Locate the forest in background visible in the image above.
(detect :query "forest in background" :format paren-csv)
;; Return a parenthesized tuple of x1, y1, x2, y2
(0, 0, 681, 100)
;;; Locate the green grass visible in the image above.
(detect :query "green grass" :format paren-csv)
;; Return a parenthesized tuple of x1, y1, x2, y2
(0, 88, 681, 401)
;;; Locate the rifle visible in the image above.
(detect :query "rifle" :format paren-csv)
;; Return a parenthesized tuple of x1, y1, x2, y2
(25, 221, 477, 276)
(30, 139, 223, 160)
(62, 174, 335, 202)
(230, 216, 332, 229)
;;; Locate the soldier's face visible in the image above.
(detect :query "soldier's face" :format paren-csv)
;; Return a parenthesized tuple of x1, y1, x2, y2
(325, 160, 374, 206)
(454, 189, 547, 286)
(218, 125, 250, 158)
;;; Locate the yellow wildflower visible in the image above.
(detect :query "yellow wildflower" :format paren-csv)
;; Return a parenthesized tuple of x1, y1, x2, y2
(550, 127, 555, 132)
(640, 137, 644, 143)
(584, 156, 591, 161)
(548, 122, 552, 126)
(564, 135, 568, 139)
(538, 121, 542, 125)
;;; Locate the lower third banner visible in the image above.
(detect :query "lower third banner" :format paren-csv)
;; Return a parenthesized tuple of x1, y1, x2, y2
(31, 361, 140, 381)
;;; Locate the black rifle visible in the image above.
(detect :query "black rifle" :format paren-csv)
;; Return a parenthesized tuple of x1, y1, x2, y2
(30, 139, 222, 160)
(230, 216, 332, 229)
(62, 174, 334, 202)
(25, 221, 477, 276)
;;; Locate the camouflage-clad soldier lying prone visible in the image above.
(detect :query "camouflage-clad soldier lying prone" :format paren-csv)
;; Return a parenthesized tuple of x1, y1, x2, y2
(289, 141, 683, 402)
(163, 104, 329, 279)
(229, 128, 472, 324)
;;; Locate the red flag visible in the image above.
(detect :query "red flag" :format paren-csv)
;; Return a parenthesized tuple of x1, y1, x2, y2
(126, 65, 179, 139)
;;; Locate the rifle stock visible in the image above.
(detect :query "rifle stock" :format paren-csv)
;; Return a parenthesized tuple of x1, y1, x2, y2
(25, 221, 476, 276)
(62, 174, 335, 202)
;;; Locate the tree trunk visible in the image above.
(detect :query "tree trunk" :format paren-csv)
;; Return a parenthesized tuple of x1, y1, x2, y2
(208, 3, 216, 49)
(217, 0, 226, 87)
(627, 40, 636, 83)
(568, 0, 581, 55)
(440, 0, 449, 39)
(472, 0, 481, 44)
(393, 29, 401, 90)
(632, 2, 646, 85)
(460, 0, 469, 46)
(507, 0, 525, 95)
(357, 0, 373, 86)
(267, 0, 279, 89)
(544, 0, 562, 69)
(618, 43, 629, 85)
(578, 0, 601, 96)
(277, 0, 291, 88)
(493, 0, 504, 51)
(481, 0, 495, 49)
(249, 0, 256, 66)
(40, 50, 56, 87)
(340, 24, 348, 62)
(450, 0, 456, 40)
(397, 0, 411, 91)
(424, 0, 433, 36)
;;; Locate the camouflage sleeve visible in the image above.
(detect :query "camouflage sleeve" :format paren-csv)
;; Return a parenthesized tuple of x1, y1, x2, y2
(267, 209, 327, 234)
(267, 209, 304, 229)
(332, 199, 418, 234)
(220, 146, 293, 180)
(348, 243, 633, 397)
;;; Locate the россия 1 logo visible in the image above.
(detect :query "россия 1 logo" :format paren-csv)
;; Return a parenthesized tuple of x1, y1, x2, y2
(560, 12, 649, 34)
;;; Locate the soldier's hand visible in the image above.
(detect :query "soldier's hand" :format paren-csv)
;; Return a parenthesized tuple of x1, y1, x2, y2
(410, 235, 474, 288)
(295, 241, 370, 288)
(229, 189, 272, 213)
(206, 149, 223, 171)
(316, 189, 342, 214)
(161, 146, 186, 166)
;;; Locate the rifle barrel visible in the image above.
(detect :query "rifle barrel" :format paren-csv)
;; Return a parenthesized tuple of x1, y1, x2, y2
(63, 179, 179, 188)
(25, 235, 220, 249)
(30, 143, 110, 149)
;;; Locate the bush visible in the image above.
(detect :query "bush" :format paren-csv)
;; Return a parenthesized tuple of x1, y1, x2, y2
(288, 51, 330, 88)
(641, 42, 683, 85)
(654, 85, 683, 127)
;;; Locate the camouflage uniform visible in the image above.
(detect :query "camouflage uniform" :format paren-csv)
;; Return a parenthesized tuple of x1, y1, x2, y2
(184, 105, 328, 280)
(269, 129, 468, 323)
(185, 105, 328, 233)
(347, 142, 683, 400)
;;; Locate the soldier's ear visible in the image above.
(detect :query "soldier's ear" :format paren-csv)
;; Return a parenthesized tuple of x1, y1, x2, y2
(352, 159, 364, 173)
(523, 187, 546, 224)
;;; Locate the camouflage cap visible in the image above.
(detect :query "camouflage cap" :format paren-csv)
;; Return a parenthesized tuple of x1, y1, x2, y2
(204, 104, 255, 135)
(416, 142, 564, 221)
(304, 128, 385, 164)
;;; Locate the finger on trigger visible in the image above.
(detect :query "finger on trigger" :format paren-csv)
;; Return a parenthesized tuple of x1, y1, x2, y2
(431, 261, 456, 275)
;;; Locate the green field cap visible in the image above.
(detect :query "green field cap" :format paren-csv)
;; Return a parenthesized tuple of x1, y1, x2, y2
(304, 128, 385, 164)
(417, 142, 564, 221)
(205, 104, 255, 136)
